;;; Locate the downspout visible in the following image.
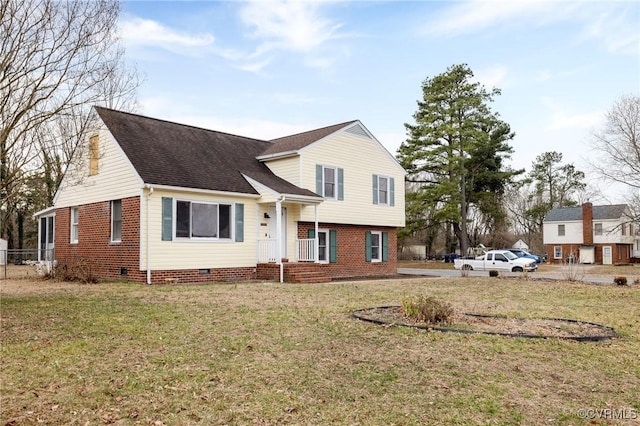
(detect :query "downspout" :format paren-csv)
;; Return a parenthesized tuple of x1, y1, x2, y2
(145, 184, 154, 284)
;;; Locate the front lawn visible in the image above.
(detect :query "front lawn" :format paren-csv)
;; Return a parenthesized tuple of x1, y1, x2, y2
(1, 276, 639, 425)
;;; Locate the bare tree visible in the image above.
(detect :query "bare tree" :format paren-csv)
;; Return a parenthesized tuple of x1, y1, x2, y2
(590, 95, 640, 224)
(590, 95, 640, 189)
(1, 0, 141, 247)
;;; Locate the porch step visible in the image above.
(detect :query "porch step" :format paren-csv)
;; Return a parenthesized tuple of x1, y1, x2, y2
(287, 270, 332, 284)
(256, 262, 331, 283)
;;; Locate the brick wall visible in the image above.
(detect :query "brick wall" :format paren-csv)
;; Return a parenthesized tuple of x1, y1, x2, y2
(297, 222, 398, 278)
(55, 197, 143, 282)
(582, 202, 593, 245)
(546, 243, 632, 265)
(54, 197, 257, 284)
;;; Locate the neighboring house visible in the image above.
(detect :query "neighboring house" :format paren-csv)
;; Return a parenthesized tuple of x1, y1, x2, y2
(34, 107, 405, 283)
(512, 239, 529, 251)
(542, 202, 640, 264)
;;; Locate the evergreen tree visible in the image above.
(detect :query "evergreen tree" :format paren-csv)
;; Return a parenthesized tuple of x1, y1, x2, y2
(398, 64, 521, 255)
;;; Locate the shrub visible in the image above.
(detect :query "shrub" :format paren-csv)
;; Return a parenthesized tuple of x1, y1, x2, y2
(54, 257, 99, 284)
(489, 270, 499, 277)
(401, 295, 454, 325)
(614, 276, 628, 286)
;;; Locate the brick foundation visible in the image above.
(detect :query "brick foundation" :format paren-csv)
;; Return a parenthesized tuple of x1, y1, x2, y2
(546, 243, 633, 265)
(54, 200, 398, 284)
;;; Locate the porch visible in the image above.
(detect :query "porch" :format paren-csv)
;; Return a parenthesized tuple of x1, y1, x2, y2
(256, 238, 330, 283)
(256, 261, 331, 283)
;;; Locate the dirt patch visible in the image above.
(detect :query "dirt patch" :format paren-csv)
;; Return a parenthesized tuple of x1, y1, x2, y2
(353, 306, 617, 341)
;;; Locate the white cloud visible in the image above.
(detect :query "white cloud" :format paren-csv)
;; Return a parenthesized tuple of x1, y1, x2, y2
(239, 0, 343, 53)
(420, 1, 638, 57)
(237, 0, 351, 70)
(577, 5, 640, 55)
(420, 0, 564, 38)
(540, 97, 605, 131)
(473, 65, 509, 89)
(120, 17, 215, 49)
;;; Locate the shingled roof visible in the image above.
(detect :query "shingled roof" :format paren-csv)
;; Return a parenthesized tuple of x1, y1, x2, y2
(259, 120, 357, 157)
(544, 204, 629, 222)
(94, 107, 320, 198)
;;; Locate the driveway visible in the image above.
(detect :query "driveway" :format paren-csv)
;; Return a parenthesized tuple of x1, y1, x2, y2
(397, 266, 617, 285)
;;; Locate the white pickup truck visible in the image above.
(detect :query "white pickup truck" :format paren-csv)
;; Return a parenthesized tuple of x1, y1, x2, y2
(453, 250, 537, 272)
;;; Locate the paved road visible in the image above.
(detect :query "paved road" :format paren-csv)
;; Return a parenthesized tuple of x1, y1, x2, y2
(397, 267, 615, 284)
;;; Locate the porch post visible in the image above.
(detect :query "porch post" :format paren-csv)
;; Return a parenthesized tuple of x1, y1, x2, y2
(276, 198, 283, 282)
(314, 205, 319, 263)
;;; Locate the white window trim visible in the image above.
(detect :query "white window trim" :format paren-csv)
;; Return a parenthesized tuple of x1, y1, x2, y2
(321, 166, 338, 200)
(376, 175, 390, 205)
(70, 207, 79, 244)
(554, 246, 562, 259)
(174, 199, 234, 241)
(111, 200, 122, 243)
(557, 224, 565, 237)
(317, 229, 329, 264)
(594, 223, 603, 236)
(371, 230, 382, 263)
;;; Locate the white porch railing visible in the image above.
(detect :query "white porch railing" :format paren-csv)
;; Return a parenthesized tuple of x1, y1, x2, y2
(257, 238, 318, 263)
(296, 238, 316, 262)
(257, 239, 278, 263)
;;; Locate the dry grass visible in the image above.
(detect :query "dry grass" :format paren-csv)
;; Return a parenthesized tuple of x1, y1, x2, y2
(1, 270, 639, 425)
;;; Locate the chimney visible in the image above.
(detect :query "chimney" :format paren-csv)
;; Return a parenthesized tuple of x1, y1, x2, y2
(582, 202, 593, 244)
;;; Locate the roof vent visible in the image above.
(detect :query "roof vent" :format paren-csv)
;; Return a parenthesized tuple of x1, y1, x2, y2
(344, 124, 370, 139)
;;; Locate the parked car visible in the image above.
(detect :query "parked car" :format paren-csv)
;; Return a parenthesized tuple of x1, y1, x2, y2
(504, 248, 541, 263)
(453, 250, 537, 272)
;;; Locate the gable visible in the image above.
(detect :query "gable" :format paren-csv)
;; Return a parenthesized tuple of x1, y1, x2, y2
(54, 123, 143, 208)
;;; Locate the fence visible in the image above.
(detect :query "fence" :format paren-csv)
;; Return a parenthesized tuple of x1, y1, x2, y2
(1, 248, 54, 279)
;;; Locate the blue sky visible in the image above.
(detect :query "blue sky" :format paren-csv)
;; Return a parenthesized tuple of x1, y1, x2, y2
(119, 0, 639, 202)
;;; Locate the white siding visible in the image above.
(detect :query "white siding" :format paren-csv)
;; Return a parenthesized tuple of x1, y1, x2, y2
(140, 189, 258, 270)
(294, 131, 405, 227)
(55, 126, 142, 208)
(542, 221, 583, 244)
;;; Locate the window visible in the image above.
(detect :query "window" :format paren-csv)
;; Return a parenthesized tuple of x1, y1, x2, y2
(111, 200, 122, 242)
(318, 230, 328, 263)
(370, 231, 381, 262)
(494, 253, 508, 262)
(316, 165, 343, 200)
(621, 223, 626, 236)
(70, 207, 79, 243)
(175, 200, 232, 239)
(89, 135, 99, 176)
(594, 223, 602, 236)
(372, 174, 394, 206)
(308, 228, 337, 263)
(324, 167, 336, 198)
(557, 224, 565, 236)
(366, 230, 388, 262)
(554, 246, 562, 259)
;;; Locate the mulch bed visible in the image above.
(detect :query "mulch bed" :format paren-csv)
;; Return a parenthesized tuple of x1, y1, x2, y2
(352, 306, 618, 341)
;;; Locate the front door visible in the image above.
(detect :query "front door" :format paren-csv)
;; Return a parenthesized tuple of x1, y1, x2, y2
(602, 246, 612, 265)
(267, 207, 287, 259)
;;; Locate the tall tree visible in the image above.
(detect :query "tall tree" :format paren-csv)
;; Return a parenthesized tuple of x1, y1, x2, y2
(1, 0, 140, 247)
(589, 94, 640, 223)
(524, 151, 586, 235)
(398, 64, 521, 255)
